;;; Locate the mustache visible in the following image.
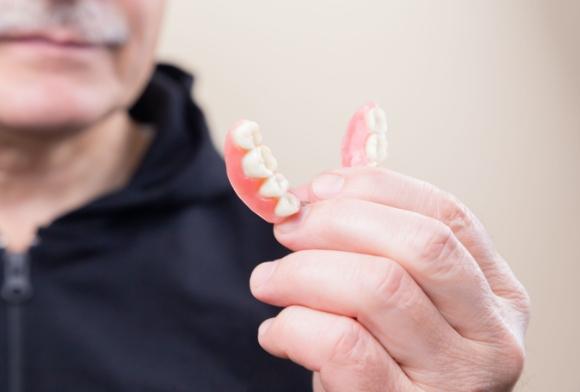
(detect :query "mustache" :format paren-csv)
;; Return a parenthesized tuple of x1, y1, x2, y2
(0, 0, 130, 46)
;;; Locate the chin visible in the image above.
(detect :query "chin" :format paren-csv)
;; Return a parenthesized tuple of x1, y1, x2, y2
(0, 60, 125, 136)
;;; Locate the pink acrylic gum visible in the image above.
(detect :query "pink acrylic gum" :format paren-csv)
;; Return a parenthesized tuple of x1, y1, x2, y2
(224, 104, 388, 224)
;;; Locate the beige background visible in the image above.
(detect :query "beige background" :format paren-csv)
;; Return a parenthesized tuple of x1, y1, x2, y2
(157, 1, 580, 391)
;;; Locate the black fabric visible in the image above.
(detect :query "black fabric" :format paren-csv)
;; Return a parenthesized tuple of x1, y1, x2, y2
(0, 64, 311, 391)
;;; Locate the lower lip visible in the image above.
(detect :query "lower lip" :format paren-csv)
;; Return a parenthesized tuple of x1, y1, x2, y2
(0, 37, 102, 58)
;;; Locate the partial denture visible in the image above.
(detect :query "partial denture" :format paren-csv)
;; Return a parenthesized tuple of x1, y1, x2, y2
(341, 103, 388, 167)
(225, 120, 301, 224)
(224, 104, 389, 224)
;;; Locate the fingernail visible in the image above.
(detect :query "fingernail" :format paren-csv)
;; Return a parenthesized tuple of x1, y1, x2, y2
(312, 173, 344, 199)
(275, 206, 309, 234)
(258, 318, 274, 337)
(251, 261, 277, 289)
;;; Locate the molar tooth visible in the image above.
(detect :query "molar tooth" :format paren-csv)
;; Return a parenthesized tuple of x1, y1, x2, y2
(233, 121, 263, 150)
(365, 133, 388, 165)
(242, 146, 278, 178)
(259, 173, 290, 198)
(365, 107, 388, 134)
(275, 193, 301, 217)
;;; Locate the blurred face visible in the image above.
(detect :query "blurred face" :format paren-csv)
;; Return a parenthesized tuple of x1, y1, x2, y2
(0, 0, 166, 135)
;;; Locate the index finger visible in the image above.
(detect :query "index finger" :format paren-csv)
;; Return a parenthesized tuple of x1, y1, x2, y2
(300, 166, 522, 297)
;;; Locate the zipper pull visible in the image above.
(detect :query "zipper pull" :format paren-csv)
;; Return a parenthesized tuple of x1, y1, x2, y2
(1, 253, 32, 304)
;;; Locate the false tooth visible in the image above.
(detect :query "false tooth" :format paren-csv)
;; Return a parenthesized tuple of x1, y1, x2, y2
(365, 133, 388, 165)
(365, 107, 388, 134)
(233, 121, 263, 150)
(259, 173, 290, 198)
(275, 193, 301, 217)
(242, 146, 278, 178)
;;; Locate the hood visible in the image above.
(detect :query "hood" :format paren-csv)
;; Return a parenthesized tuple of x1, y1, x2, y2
(35, 64, 232, 252)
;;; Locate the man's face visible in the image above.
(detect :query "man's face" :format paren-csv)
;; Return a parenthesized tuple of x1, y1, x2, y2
(0, 0, 166, 135)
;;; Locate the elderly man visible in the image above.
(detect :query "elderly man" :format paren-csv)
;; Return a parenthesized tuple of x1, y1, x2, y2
(0, 1, 530, 391)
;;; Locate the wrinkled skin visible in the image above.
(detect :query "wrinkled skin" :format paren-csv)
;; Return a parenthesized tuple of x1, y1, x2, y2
(251, 167, 530, 391)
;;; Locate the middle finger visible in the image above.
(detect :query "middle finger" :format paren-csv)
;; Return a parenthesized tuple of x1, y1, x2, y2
(250, 249, 460, 368)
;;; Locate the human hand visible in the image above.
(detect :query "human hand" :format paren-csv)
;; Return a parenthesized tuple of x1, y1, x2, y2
(250, 166, 530, 391)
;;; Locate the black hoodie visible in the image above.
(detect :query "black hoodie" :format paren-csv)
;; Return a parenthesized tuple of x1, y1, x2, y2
(0, 65, 311, 391)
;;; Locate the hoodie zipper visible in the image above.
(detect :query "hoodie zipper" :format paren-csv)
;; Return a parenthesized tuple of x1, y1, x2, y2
(1, 251, 32, 392)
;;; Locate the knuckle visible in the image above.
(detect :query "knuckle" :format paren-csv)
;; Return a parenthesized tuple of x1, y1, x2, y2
(478, 315, 528, 385)
(493, 256, 532, 321)
(460, 338, 526, 391)
(438, 192, 473, 234)
(492, 338, 526, 383)
(521, 291, 532, 318)
(329, 319, 369, 365)
(369, 262, 412, 310)
(507, 343, 526, 378)
(509, 285, 532, 332)
(414, 219, 460, 275)
(505, 283, 532, 327)
(513, 283, 532, 317)
(322, 319, 386, 391)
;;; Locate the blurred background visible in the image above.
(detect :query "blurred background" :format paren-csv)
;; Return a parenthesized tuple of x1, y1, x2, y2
(157, 1, 580, 390)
